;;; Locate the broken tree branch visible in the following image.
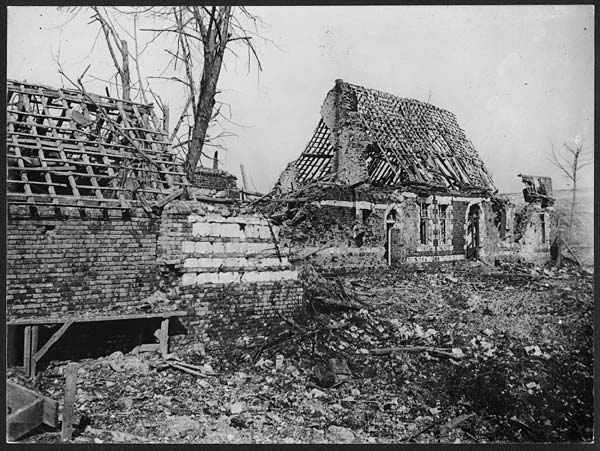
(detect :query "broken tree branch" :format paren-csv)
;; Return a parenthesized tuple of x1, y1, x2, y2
(371, 346, 461, 359)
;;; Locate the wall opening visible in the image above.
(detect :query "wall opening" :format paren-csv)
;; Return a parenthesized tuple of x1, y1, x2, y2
(540, 213, 546, 244)
(466, 203, 481, 259)
(419, 203, 428, 244)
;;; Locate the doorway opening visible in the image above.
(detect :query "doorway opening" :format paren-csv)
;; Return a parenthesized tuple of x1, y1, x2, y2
(466, 203, 480, 259)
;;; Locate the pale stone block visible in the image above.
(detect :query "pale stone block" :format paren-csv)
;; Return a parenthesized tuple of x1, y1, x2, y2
(197, 257, 222, 268)
(244, 225, 260, 238)
(181, 273, 196, 286)
(222, 257, 239, 267)
(194, 242, 213, 254)
(182, 241, 196, 254)
(183, 258, 199, 268)
(241, 271, 259, 283)
(217, 223, 239, 238)
(224, 242, 242, 253)
(192, 222, 212, 236)
(246, 242, 271, 255)
(218, 272, 239, 284)
(196, 272, 217, 284)
(282, 270, 299, 280)
(257, 226, 272, 240)
(211, 242, 225, 253)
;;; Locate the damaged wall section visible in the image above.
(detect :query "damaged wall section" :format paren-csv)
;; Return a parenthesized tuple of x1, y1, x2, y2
(7, 200, 306, 355)
(7, 205, 160, 319)
(158, 201, 304, 348)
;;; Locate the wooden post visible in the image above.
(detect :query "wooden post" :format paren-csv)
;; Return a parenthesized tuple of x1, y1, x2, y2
(29, 326, 39, 378)
(159, 318, 169, 358)
(23, 326, 32, 376)
(61, 362, 78, 442)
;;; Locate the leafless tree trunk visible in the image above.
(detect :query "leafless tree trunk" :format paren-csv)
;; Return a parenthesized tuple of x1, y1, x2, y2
(550, 142, 592, 241)
(183, 6, 232, 180)
(62, 6, 266, 181)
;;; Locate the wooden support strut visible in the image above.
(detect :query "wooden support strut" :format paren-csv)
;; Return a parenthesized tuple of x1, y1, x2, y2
(30, 325, 39, 378)
(61, 362, 78, 442)
(31, 320, 74, 372)
(159, 318, 169, 357)
(23, 326, 31, 376)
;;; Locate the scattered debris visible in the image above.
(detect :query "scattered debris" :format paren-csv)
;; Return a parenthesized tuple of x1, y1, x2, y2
(9, 261, 592, 444)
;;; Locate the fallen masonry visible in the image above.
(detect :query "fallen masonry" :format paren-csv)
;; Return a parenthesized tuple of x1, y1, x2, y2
(7, 261, 593, 443)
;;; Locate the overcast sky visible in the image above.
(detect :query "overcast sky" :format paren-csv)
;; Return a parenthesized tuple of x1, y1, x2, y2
(7, 5, 594, 193)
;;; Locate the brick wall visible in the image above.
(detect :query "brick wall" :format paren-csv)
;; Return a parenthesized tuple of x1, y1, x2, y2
(7, 205, 160, 319)
(193, 167, 239, 198)
(7, 199, 306, 357)
(158, 201, 305, 348)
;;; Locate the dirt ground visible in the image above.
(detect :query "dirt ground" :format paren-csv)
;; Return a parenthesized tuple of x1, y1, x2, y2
(10, 260, 593, 444)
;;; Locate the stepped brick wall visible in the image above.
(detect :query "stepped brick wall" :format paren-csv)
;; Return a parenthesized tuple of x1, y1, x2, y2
(6, 200, 305, 362)
(158, 201, 304, 348)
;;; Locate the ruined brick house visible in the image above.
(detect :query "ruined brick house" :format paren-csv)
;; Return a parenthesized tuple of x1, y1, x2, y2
(274, 80, 553, 271)
(6, 80, 303, 370)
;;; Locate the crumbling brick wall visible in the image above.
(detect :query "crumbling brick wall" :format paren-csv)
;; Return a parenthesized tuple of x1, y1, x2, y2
(7, 205, 160, 319)
(192, 167, 239, 198)
(478, 201, 552, 265)
(158, 201, 304, 348)
(322, 80, 371, 184)
(7, 200, 305, 356)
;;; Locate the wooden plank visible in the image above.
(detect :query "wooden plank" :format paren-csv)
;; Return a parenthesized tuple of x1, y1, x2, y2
(8, 310, 188, 326)
(7, 397, 43, 441)
(32, 320, 74, 364)
(23, 326, 31, 375)
(79, 146, 105, 201)
(160, 318, 169, 358)
(30, 326, 39, 378)
(7, 380, 39, 409)
(137, 343, 160, 353)
(61, 362, 78, 442)
(152, 188, 184, 209)
(7, 380, 59, 428)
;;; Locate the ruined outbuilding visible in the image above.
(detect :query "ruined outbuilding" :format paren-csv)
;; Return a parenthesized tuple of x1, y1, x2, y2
(6, 80, 303, 371)
(272, 80, 553, 271)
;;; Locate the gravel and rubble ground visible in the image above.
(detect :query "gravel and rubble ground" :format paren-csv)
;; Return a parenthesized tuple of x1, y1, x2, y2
(9, 260, 593, 443)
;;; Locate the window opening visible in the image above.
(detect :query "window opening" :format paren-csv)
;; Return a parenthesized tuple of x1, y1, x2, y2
(419, 203, 429, 244)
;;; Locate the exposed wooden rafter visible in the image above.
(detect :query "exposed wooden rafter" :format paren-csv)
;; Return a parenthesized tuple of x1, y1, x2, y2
(6, 80, 191, 210)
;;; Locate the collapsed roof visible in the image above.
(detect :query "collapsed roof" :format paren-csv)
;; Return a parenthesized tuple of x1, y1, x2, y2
(518, 174, 554, 206)
(281, 80, 497, 196)
(6, 79, 190, 210)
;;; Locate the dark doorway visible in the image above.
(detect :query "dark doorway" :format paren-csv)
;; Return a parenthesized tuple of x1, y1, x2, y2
(385, 209, 401, 266)
(466, 203, 480, 259)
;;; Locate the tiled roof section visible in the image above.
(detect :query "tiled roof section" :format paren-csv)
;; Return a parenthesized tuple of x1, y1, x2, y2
(293, 80, 496, 194)
(346, 82, 496, 192)
(6, 79, 190, 209)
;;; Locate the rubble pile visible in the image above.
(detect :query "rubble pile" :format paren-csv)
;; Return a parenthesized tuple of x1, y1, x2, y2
(10, 261, 593, 444)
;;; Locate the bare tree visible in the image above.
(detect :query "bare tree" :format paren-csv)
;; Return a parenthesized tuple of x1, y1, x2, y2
(141, 6, 264, 181)
(550, 141, 592, 241)
(61, 6, 266, 182)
